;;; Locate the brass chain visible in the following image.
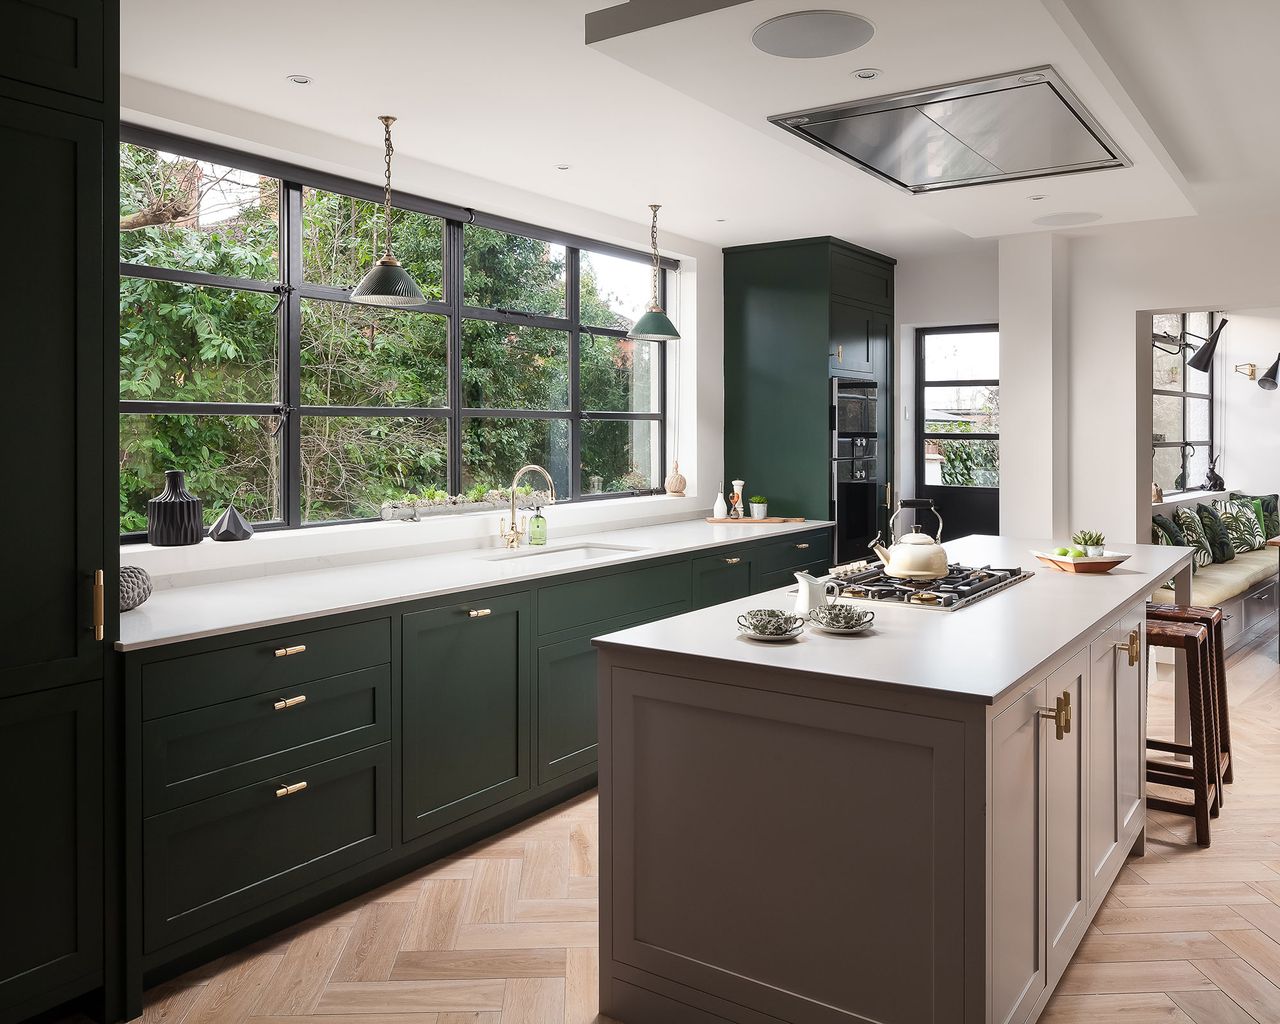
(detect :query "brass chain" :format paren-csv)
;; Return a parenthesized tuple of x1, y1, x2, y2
(648, 204, 661, 310)
(380, 115, 397, 256)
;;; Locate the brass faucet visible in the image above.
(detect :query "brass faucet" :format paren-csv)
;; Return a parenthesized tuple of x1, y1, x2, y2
(499, 464, 557, 548)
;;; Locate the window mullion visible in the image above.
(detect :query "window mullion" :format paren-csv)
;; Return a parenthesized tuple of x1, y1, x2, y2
(568, 247, 581, 501)
(446, 218, 464, 496)
(283, 182, 304, 527)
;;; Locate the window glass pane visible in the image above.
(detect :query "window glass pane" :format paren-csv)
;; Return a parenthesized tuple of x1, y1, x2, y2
(120, 143, 279, 280)
(922, 330, 998, 381)
(1153, 342, 1183, 391)
(922, 385, 998, 433)
(1186, 397, 1210, 442)
(1153, 395, 1184, 443)
(1186, 312, 1213, 393)
(581, 420, 661, 494)
(1153, 446, 1181, 493)
(301, 187, 444, 302)
(461, 417, 570, 497)
(120, 278, 278, 404)
(1185, 443, 1209, 490)
(580, 250, 652, 331)
(581, 334, 661, 413)
(463, 226, 565, 316)
(1152, 313, 1182, 340)
(119, 413, 281, 533)
(922, 438, 999, 487)
(300, 300, 446, 408)
(301, 416, 447, 522)
(462, 321, 569, 410)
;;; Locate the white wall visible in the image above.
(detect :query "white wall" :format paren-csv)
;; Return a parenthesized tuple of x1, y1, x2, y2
(893, 245, 999, 500)
(1216, 307, 1280, 497)
(120, 77, 725, 559)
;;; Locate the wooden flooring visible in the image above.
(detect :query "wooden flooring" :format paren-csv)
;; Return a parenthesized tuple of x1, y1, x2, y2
(128, 630, 1279, 1024)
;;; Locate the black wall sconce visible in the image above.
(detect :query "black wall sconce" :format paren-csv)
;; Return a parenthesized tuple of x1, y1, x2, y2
(1260, 353, 1279, 392)
(1152, 316, 1227, 373)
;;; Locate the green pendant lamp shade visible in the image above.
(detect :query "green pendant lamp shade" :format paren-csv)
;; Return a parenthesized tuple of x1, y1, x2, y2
(628, 204, 680, 341)
(351, 115, 426, 308)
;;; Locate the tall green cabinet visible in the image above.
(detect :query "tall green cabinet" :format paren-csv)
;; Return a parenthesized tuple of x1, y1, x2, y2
(0, 1, 118, 1020)
(724, 237, 895, 553)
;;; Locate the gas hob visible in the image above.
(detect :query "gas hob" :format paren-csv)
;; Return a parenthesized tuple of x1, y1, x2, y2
(828, 562, 1033, 611)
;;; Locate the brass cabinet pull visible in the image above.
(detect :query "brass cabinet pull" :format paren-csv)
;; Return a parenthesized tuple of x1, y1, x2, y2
(274, 780, 308, 798)
(723, 557, 742, 565)
(468, 608, 492, 618)
(93, 569, 104, 641)
(794, 543, 811, 551)
(274, 644, 307, 658)
(273, 695, 307, 711)
(1039, 690, 1072, 741)
(836, 344, 844, 362)
(1115, 628, 1140, 667)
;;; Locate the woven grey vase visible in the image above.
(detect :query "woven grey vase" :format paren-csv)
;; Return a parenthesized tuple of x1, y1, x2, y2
(120, 565, 153, 612)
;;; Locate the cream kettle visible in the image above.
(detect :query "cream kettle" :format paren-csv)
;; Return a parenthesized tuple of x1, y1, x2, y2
(871, 499, 949, 580)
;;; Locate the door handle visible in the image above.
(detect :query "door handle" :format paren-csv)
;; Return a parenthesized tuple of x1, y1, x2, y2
(468, 608, 492, 618)
(274, 780, 308, 798)
(836, 344, 844, 363)
(273, 695, 307, 711)
(1039, 690, 1072, 741)
(794, 543, 811, 551)
(1115, 628, 1140, 667)
(274, 644, 307, 658)
(723, 557, 741, 566)
(92, 569, 104, 641)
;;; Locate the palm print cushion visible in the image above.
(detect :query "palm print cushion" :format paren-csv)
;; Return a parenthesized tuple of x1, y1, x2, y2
(1230, 491, 1279, 539)
(1173, 505, 1215, 568)
(1196, 503, 1235, 563)
(1211, 497, 1266, 553)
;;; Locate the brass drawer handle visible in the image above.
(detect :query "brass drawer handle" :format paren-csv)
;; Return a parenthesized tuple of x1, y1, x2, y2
(1039, 690, 1072, 741)
(794, 543, 811, 551)
(469, 608, 492, 618)
(1115, 628, 1140, 667)
(724, 557, 741, 565)
(275, 780, 308, 798)
(273, 695, 307, 711)
(274, 644, 307, 658)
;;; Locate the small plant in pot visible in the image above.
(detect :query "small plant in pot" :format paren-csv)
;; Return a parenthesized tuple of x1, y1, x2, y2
(1072, 529, 1106, 557)
(749, 495, 769, 520)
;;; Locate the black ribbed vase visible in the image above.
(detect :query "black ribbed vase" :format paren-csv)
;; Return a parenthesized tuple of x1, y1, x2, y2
(147, 469, 204, 546)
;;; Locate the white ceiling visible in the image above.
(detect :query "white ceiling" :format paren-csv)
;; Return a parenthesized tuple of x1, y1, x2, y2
(118, 0, 1269, 258)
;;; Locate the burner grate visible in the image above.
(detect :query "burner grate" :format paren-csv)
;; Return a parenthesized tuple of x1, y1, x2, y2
(830, 562, 1033, 610)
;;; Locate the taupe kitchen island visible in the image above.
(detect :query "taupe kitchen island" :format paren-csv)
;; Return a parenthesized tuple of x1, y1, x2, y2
(594, 535, 1193, 1024)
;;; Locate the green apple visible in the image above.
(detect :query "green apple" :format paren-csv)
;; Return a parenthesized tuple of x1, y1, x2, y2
(1053, 546, 1070, 556)
(1068, 547, 1086, 558)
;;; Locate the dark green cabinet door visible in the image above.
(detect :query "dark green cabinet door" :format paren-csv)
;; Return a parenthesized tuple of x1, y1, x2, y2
(536, 634, 600, 785)
(0, 682, 102, 1013)
(0, 99, 104, 697)
(830, 297, 873, 376)
(0, 0, 105, 102)
(402, 593, 532, 841)
(691, 553, 753, 609)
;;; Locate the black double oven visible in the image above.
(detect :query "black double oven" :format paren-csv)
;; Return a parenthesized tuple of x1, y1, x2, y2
(831, 378, 885, 564)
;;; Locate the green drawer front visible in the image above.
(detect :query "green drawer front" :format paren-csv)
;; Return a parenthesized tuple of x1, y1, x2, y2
(691, 551, 753, 610)
(537, 560, 689, 636)
(142, 618, 391, 720)
(754, 530, 832, 576)
(142, 664, 391, 814)
(142, 743, 391, 953)
(754, 560, 832, 597)
(831, 250, 893, 310)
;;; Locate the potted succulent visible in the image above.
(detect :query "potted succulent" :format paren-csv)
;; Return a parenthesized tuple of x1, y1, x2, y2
(1072, 529, 1106, 557)
(749, 495, 769, 520)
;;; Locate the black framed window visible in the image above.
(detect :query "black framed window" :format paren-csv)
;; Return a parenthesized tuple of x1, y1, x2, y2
(1152, 311, 1215, 494)
(915, 325, 1000, 489)
(118, 127, 673, 538)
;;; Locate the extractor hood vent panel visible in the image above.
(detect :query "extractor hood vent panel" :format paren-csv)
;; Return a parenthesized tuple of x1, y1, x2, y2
(770, 67, 1130, 193)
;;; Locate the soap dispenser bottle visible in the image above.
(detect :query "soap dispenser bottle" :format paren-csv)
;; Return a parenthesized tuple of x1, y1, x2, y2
(712, 484, 728, 520)
(529, 506, 547, 546)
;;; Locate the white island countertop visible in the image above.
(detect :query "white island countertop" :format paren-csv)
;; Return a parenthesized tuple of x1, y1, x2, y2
(595, 535, 1194, 703)
(117, 518, 831, 651)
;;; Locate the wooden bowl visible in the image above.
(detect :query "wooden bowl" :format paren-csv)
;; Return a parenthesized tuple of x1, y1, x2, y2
(1032, 550, 1132, 574)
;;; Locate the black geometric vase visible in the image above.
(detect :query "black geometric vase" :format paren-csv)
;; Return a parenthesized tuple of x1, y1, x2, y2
(147, 469, 204, 546)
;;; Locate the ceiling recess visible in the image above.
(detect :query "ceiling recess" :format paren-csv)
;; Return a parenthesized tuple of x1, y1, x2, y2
(751, 11, 875, 59)
(769, 66, 1130, 193)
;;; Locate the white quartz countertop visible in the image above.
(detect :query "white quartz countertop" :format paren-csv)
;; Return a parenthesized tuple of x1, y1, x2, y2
(117, 518, 831, 651)
(595, 535, 1194, 703)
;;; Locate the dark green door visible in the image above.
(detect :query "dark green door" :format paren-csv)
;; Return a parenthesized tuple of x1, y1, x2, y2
(536, 634, 600, 785)
(830, 298, 873, 376)
(691, 552, 753, 609)
(0, 683, 103, 1011)
(0, 98, 105, 698)
(402, 593, 532, 841)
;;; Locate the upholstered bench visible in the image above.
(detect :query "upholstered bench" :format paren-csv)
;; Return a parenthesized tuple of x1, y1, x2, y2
(1151, 547, 1278, 650)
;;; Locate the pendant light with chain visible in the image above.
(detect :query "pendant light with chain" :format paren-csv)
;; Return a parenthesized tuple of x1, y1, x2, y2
(351, 115, 426, 307)
(628, 204, 680, 341)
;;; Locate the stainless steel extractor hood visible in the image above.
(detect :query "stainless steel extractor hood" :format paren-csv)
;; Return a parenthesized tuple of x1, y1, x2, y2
(769, 66, 1130, 193)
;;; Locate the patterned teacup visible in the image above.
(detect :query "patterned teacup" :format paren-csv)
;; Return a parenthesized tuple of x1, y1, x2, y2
(737, 609, 805, 637)
(808, 604, 875, 631)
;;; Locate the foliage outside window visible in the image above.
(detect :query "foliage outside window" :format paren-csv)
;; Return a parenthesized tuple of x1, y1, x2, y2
(1152, 312, 1215, 495)
(917, 327, 1000, 488)
(118, 131, 671, 536)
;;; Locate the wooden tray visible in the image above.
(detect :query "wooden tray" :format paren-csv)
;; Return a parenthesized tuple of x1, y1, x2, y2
(705, 516, 807, 525)
(1032, 550, 1132, 574)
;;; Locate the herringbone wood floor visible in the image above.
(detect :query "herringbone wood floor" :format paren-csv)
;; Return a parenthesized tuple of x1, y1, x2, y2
(122, 629, 1279, 1024)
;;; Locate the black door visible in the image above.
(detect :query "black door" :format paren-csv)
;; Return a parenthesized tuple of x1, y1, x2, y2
(915, 325, 999, 541)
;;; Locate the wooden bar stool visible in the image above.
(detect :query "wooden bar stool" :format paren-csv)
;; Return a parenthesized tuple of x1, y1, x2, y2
(1145, 619, 1217, 846)
(1147, 603, 1233, 788)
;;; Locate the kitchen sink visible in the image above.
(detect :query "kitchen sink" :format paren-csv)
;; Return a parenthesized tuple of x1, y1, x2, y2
(482, 543, 646, 570)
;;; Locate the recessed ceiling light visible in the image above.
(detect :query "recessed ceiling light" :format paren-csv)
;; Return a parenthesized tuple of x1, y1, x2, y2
(1033, 211, 1102, 227)
(1019, 72, 1046, 84)
(715, 218, 726, 223)
(285, 74, 312, 85)
(851, 67, 881, 80)
(752, 11, 875, 59)
(555, 164, 571, 171)
(1027, 194, 1048, 201)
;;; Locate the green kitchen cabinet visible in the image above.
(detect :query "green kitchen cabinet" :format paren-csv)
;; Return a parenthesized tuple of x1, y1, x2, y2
(402, 593, 533, 841)
(0, 683, 103, 1016)
(0, 0, 107, 102)
(692, 551, 754, 609)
